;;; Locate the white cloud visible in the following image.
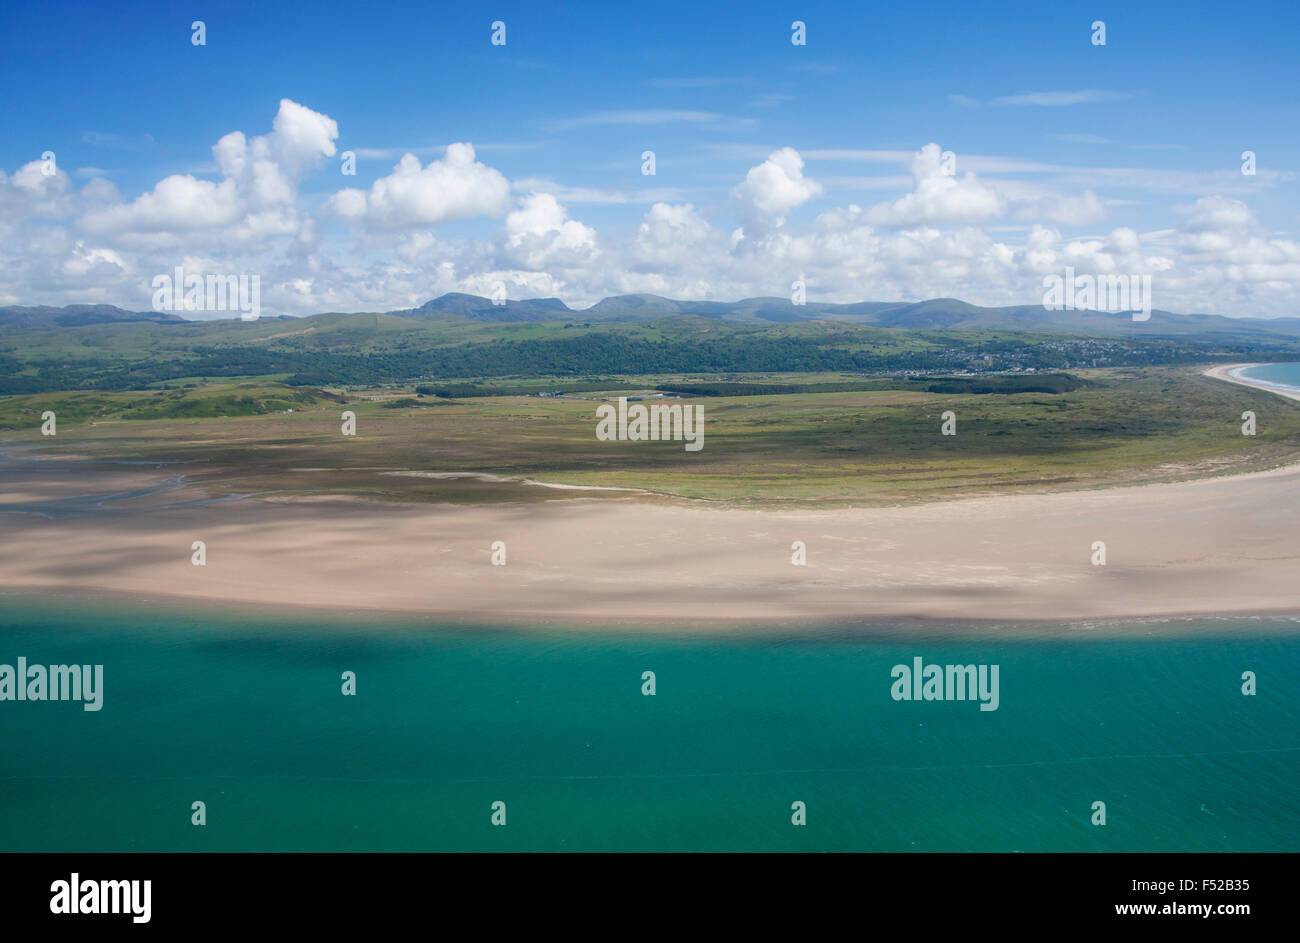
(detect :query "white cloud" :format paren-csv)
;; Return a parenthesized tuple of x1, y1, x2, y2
(80, 98, 337, 244)
(325, 143, 510, 228)
(632, 202, 717, 267)
(1016, 189, 1107, 226)
(510, 178, 694, 205)
(2, 99, 1298, 320)
(802, 149, 915, 163)
(82, 175, 243, 234)
(733, 147, 823, 231)
(1, 160, 74, 220)
(1171, 197, 1300, 295)
(994, 90, 1131, 106)
(1178, 195, 1257, 233)
(502, 192, 598, 270)
(865, 143, 1005, 226)
(61, 242, 125, 278)
(12, 161, 66, 193)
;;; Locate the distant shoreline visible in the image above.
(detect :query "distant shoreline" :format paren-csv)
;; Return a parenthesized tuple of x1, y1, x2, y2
(1204, 362, 1300, 402)
(5, 586, 1300, 639)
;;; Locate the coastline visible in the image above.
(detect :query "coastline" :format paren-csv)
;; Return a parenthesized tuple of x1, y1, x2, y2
(5, 585, 1300, 639)
(1203, 362, 1300, 402)
(1, 362, 1298, 632)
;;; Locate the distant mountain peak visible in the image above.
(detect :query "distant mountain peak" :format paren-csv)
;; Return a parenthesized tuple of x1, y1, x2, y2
(0, 303, 185, 328)
(383, 292, 1300, 338)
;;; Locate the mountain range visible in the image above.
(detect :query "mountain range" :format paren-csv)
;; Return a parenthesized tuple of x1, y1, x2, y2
(4, 293, 1300, 341)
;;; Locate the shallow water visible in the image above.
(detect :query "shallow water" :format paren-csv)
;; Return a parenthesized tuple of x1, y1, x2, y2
(1237, 362, 1300, 394)
(1, 599, 1297, 851)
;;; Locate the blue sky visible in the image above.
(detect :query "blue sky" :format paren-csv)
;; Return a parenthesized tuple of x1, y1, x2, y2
(1, 0, 1296, 317)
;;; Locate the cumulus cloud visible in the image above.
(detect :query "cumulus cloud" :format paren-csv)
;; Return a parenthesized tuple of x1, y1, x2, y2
(1016, 189, 1106, 226)
(1178, 195, 1257, 233)
(1029, 226, 1172, 277)
(733, 147, 823, 231)
(632, 202, 714, 263)
(502, 192, 598, 270)
(1, 98, 1297, 320)
(11, 160, 67, 193)
(81, 176, 242, 235)
(1, 159, 75, 223)
(325, 143, 510, 228)
(61, 242, 126, 278)
(866, 143, 1005, 226)
(80, 98, 337, 244)
(1170, 197, 1300, 295)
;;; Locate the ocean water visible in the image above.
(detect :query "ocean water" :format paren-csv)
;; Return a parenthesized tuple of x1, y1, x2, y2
(1, 599, 1298, 852)
(1236, 362, 1300, 394)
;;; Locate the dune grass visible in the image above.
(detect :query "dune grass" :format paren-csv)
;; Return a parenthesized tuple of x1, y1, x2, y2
(4, 366, 1298, 507)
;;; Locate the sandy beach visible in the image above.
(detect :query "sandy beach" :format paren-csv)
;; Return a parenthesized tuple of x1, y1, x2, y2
(0, 365, 1297, 629)
(1203, 362, 1300, 402)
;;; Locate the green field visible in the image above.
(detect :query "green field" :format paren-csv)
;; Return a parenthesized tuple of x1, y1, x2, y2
(5, 366, 1298, 507)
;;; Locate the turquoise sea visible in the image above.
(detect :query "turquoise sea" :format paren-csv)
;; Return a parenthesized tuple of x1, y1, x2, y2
(1237, 362, 1300, 394)
(2, 598, 1297, 852)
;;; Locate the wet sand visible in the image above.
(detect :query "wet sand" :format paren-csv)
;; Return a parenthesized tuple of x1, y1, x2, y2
(2, 407, 1299, 628)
